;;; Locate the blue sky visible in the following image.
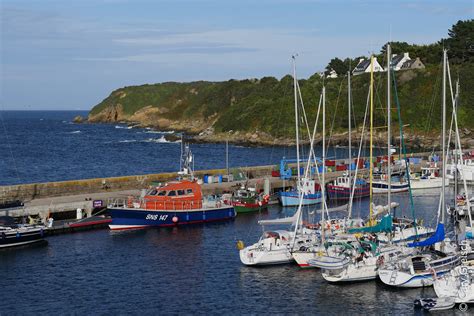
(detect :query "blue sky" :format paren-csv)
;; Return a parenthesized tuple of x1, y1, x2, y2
(1, 0, 473, 110)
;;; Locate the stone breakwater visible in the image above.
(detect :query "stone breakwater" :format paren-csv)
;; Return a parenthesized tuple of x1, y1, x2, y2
(0, 165, 275, 202)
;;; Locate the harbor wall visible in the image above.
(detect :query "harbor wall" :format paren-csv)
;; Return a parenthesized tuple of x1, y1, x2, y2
(0, 165, 275, 202)
(0, 148, 443, 203)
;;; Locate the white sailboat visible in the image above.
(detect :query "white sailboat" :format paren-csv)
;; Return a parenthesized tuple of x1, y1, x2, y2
(433, 264, 474, 304)
(279, 57, 322, 207)
(240, 56, 319, 266)
(378, 49, 460, 288)
(320, 48, 405, 282)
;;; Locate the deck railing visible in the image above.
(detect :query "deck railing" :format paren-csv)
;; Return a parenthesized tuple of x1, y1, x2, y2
(107, 197, 224, 211)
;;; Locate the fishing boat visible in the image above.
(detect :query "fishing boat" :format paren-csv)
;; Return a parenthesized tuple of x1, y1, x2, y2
(279, 180, 322, 206)
(410, 163, 447, 189)
(327, 176, 369, 200)
(231, 187, 269, 213)
(372, 174, 409, 193)
(0, 216, 46, 249)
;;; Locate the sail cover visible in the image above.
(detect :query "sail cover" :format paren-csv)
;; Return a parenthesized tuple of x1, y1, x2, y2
(348, 214, 393, 234)
(408, 223, 445, 248)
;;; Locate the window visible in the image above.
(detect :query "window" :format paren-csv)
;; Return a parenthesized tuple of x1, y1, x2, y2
(149, 189, 158, 196)
(186, 189, 193, 194)
(177, 190, 185, 196)
(167, 191, 177, 196)
(157, 190, 167, 196)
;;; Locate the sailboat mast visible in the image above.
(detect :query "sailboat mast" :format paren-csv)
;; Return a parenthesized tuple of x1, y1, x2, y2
(442, 49, 446, 225)
(369, 55, 374, 220)
(348, 71, 352, 188)
(321, 86, 326, 243)
(293, 56, 301, 192)
(387, 44, 392, 209)
(226, 139, 229, 176)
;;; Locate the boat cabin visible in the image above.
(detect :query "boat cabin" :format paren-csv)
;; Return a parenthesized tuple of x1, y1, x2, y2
(143, 180, 203, 210)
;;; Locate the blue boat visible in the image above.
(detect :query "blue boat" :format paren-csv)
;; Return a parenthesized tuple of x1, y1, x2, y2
(278, 190, 322, 206)
(108, 180, 236, 230)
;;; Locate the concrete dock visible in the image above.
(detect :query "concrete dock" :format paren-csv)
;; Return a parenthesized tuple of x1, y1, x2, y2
(0, 149, 449, 224)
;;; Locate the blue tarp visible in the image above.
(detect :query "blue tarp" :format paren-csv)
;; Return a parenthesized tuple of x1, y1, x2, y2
(408, 223, 445, 248)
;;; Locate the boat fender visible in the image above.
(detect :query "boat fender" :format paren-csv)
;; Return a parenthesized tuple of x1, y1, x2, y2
(216, 201, 221, 208)
(237, 240, 245, 250)
(429, 267, 437, 280)
(172, 216, 179, 223)
(258, 201, 262, 206)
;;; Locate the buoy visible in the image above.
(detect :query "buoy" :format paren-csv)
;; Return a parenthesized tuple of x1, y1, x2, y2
(172, 216, 179, 223)
(236, 240, 245, 250)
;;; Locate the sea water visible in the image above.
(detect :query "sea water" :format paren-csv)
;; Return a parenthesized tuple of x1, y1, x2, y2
(0, 111, 465, 314)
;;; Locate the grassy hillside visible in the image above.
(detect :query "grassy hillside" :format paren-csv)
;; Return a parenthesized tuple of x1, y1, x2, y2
(89, 63, 474, 140)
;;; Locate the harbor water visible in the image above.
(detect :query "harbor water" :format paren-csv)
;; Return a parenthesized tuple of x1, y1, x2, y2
(0, 111, 470, 314)
(0, 189, 467, 314)
(0, 111, 361, 186)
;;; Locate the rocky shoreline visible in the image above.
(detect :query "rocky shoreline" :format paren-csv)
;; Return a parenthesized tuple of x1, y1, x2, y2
(83, 115, 474, 150)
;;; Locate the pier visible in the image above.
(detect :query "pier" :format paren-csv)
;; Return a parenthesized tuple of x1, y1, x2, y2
(0, 148, 463, 229)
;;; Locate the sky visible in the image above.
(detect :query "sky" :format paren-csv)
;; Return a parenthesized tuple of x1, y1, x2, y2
(1, 0, 473, 110)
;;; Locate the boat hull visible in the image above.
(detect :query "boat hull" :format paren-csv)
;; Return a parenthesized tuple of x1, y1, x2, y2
(322, 262, 378, 282)
(410, 177, 448, 190)
(372, 182, 409, 193)
(232, 201, 268, 213)
(240, 247, 293, 266)
(292, 250, 326, 268)
(326, 185, 369, 200)
(279, 191, 322, 206)
(378, 269, 443, 287)
(108, 206, 236, 230)
(0, 227, 46, 249)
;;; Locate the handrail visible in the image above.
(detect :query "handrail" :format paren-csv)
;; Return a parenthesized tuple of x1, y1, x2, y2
(106, 197, 223, 211)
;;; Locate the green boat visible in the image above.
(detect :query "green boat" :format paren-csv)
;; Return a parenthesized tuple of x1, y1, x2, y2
(231, 188, 269, 213)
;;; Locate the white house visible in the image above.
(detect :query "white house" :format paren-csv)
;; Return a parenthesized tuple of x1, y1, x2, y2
(327, 69, 338, 78)
(352, 57, 384, 75)
(391, 53, 411, 71)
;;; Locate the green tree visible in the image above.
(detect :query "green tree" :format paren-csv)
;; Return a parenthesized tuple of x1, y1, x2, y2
(325, 57, 346, 76)
(442, 19, 474, 63)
